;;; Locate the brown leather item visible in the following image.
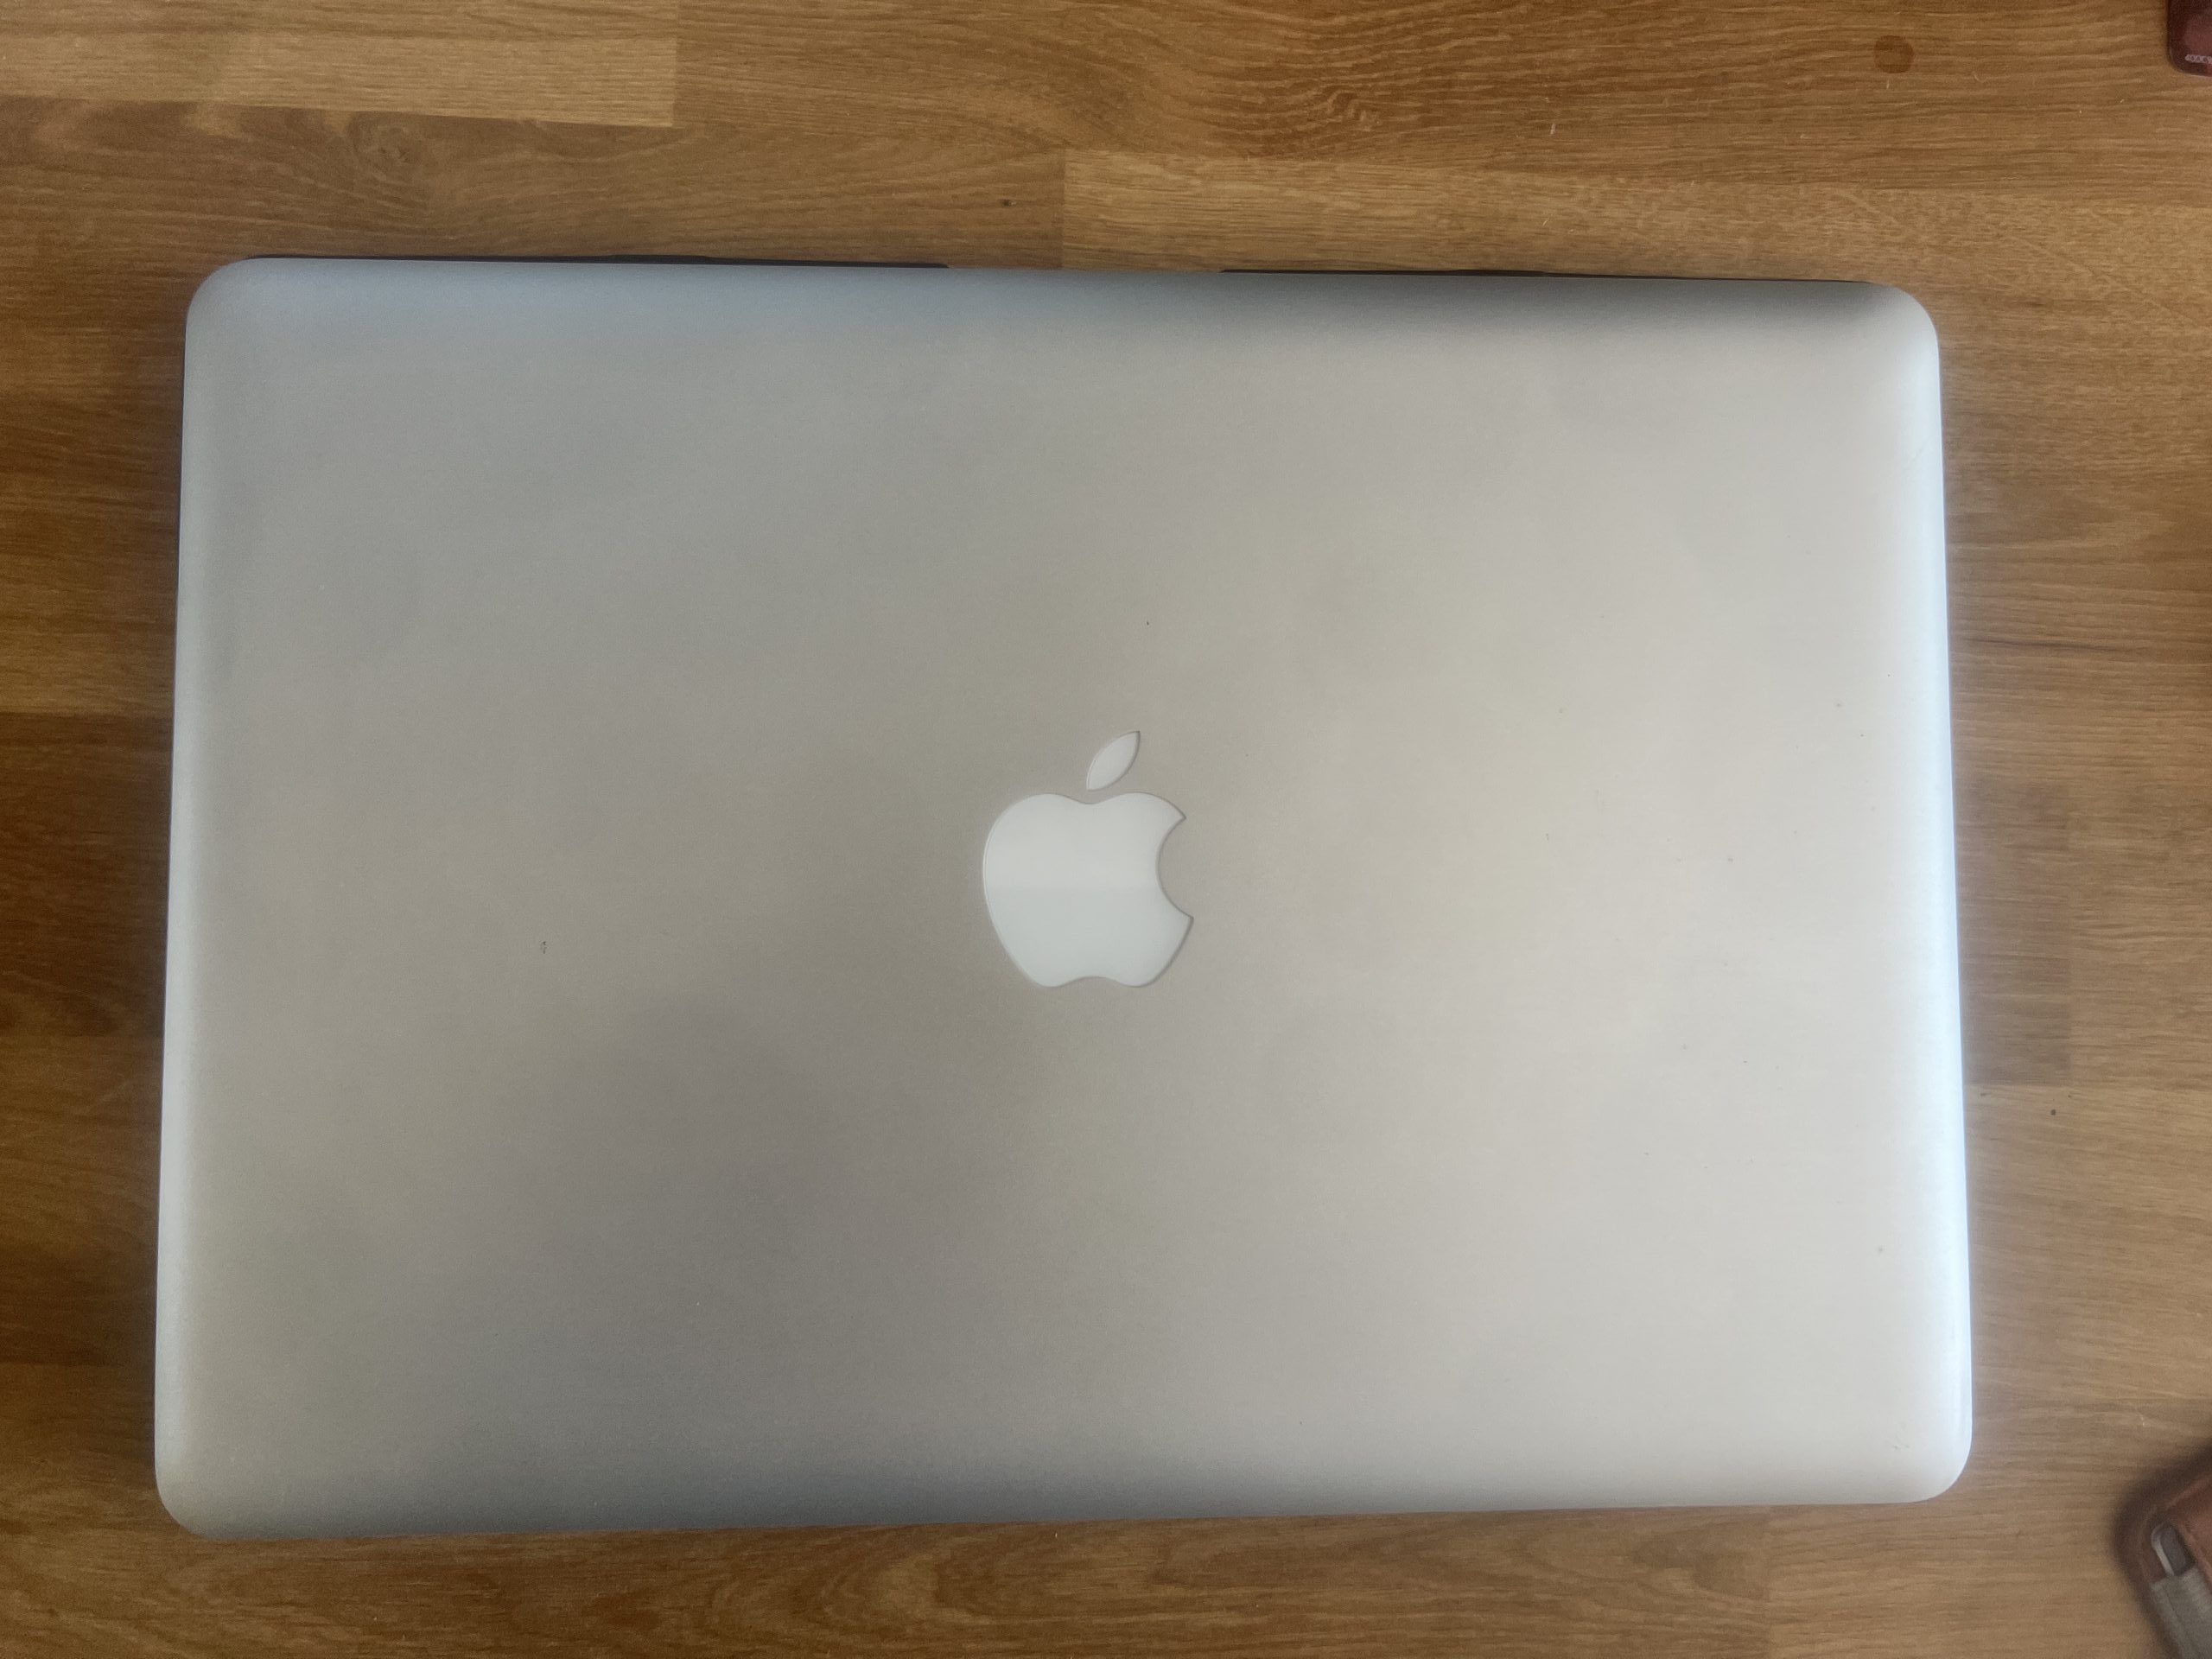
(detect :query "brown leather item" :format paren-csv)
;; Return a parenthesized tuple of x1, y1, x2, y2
(2175, 0, 2212, 74)
(2123, 1452, 2212, 1657)
(2127, 1460, 2212, 1583)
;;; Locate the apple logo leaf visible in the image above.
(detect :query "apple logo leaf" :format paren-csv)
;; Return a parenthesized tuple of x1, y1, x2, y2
(1085, 731, 1140, 791)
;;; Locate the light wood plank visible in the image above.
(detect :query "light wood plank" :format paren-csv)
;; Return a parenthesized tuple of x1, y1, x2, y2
(683, 0, 2212, 202)
(1770, 1396, 2196, 1657)
(10, 0, 672, 35)
(0, 34, 678, 127)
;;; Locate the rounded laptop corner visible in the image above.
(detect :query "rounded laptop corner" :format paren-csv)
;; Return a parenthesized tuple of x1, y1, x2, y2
(1848, 281, 1940, 363)
(186, 259, 263, 339)
(1897, 1426, 1973, 1504)
(1882, 1383, 1974, 1503)
(155, 1395, 279, 1540)
(155, 1440, 242, 1540)
(185, 257, 306, 359)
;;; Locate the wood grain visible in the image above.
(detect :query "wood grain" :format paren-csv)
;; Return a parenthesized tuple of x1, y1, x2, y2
(3, 0, 2209, 1652)
(0, 35, 680, 128)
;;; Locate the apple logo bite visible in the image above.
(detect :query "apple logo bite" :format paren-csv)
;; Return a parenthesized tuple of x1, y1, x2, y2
(981, 732, 1192, 988)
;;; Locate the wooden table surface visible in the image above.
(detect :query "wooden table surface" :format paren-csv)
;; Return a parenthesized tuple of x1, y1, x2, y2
(5, 1, 2211, 1654)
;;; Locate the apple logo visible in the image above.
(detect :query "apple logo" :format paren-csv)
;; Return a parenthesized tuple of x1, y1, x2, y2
(981, 732, 1192, 988)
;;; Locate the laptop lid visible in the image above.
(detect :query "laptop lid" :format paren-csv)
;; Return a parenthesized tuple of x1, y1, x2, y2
(159, 261, 1967, 1536)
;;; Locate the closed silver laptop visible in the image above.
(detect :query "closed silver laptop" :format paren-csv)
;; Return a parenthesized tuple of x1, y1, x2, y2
(159, 261, 1967, 1537)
